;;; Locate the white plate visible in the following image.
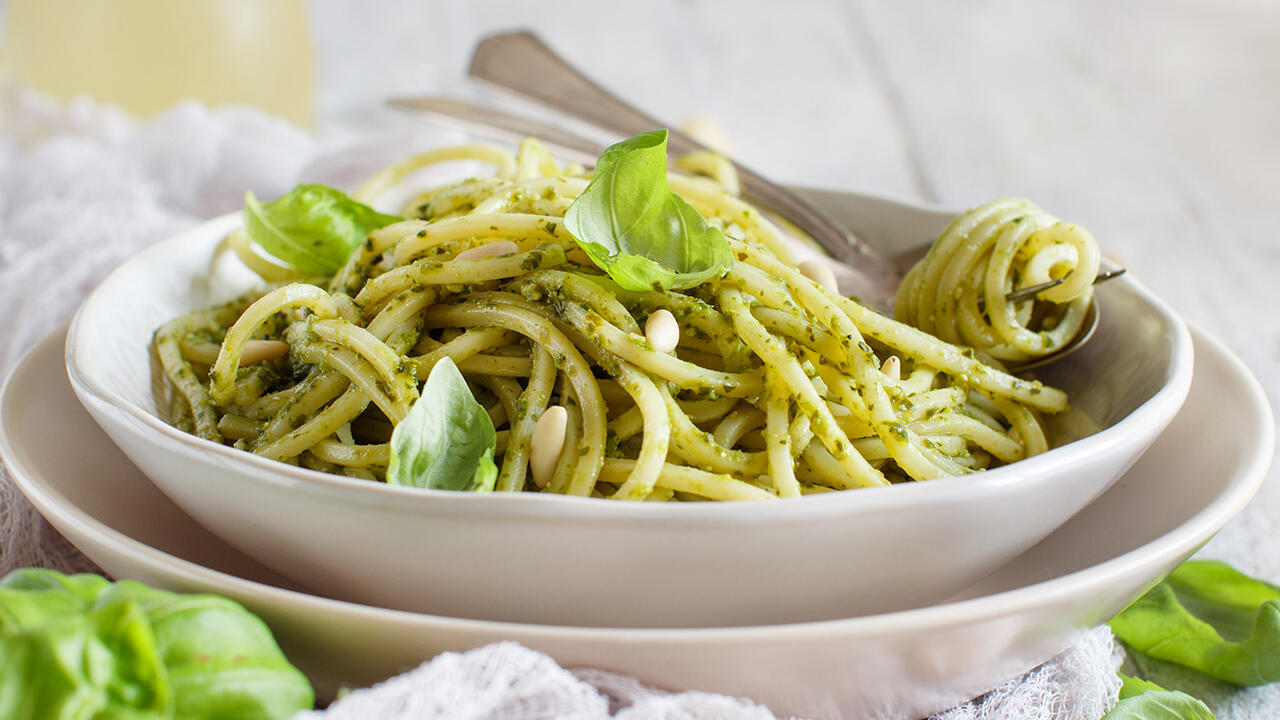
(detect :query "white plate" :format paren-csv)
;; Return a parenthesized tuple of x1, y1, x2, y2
(2, 325, 1269, 720)
(64, 191, 1192, 627)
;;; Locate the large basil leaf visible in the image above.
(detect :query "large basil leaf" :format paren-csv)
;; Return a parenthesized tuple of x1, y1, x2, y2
(388, 357, 498, 492)
(97, 582, 314, 720)
(0, 569, 313, 720)
(564, 129, 733, 291)
(1109, 560, 1280, 686)
(243, 184, 400, 276)
(0, 569, 109, 632)
(0, 595, 169, 719)
(1100, 675, 1216, 719)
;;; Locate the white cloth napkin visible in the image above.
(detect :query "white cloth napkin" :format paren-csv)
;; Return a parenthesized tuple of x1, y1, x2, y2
(298, 635, 1122, 720)
(296, 632, 1121, 717)
(0, 87, 1127, 720)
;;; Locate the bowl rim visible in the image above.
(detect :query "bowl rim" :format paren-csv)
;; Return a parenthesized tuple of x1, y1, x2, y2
(65, 199, 1195, 522)
(13, 323, 1267, 638)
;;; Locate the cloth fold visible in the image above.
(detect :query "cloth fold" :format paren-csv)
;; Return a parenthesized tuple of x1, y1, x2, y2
(299, 634, 1122, 720)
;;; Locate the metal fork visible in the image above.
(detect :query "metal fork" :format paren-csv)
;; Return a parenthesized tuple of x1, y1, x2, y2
(393, 31, 1123, 367)
(462, 31, 905, 309)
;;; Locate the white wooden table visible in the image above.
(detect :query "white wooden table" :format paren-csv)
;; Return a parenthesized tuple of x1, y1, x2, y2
(306, 1, 1279, 715)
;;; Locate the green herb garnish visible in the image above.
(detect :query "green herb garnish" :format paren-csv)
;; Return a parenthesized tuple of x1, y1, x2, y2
(1101, 675, 1216, 719)
(0, 568, 313, 719)
(243, 184, 400, 275)
(1109, 560, 1280, 686)
(564, 129, 733, 291)
(387, 357, 498, 492)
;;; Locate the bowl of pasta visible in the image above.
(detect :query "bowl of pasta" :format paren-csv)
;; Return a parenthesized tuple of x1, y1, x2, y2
(66, 133, 1193, 628)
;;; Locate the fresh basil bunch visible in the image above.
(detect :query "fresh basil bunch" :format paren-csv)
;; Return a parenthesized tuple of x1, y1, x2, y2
(0, 569, 313, 719)
(1103, 560, 1280, 719)
(1110, 560, 1280, 687)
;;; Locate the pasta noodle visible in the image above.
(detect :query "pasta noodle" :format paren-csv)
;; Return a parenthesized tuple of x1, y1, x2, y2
(153, 139, 1079, 501)
(894, 198, 1101, 363)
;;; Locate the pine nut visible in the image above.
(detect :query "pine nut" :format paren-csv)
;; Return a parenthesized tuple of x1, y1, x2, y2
(454, 240, 519, 262)
(644, 309, 679, 353)
(798, 260, 838, 292)
(881, 355, 900, 380)
(529, 405, 568, 488)
(240, 340, 290, 365)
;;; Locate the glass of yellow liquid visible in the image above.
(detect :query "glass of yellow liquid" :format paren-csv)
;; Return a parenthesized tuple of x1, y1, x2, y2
(0, 0, 315, 128)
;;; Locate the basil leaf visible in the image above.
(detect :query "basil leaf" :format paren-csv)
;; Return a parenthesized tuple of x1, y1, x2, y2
(1109, 560, 1280, 686)
(1102, 675, 1216, 720)
(0, 569, 109, 631)
(0, 594, 170, 719)
(0, 569, 313, 720)
(97, 581, 314, 720)
(1118, 674, 1170, 700)
(564, 129, 733, 291)
(243, 184, 400, 276)
(388, 357, 498, 492)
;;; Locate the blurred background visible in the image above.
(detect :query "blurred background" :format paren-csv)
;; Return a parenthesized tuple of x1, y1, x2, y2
(2, 0, 1275, 330)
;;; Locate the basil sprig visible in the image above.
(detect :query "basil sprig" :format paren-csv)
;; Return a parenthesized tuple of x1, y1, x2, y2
(564, 129, 733, 291)
(243, 184, 400, 275)
(1109, 560, 1280, 686)
(0, 568, 314, 719)
(387, 358, 498, 492)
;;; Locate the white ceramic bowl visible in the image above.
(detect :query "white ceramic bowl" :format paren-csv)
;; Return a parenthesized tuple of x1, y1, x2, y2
(65, 188, 1194, 628)
(11, 324, 1266, 720)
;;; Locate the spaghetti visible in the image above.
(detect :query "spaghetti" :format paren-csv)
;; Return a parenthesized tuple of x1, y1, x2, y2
(154, 139, 1081, 501)
(895, 198, 1101, 363)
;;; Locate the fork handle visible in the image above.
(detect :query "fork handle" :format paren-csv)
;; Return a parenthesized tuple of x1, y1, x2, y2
(468, 31, 894, 276)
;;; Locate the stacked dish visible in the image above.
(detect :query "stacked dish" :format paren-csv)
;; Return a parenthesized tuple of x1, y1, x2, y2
(64, 184, 1191, 628)
(2, 185, 1271, 719)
